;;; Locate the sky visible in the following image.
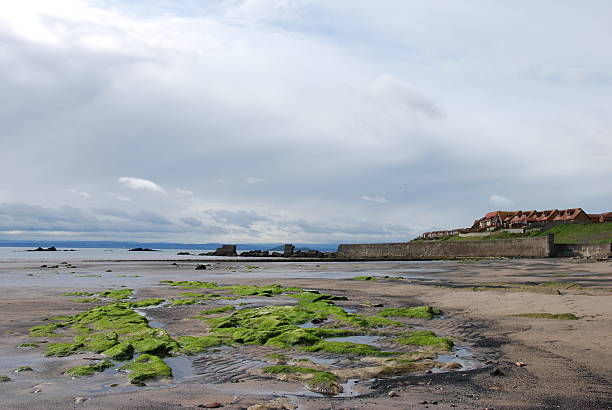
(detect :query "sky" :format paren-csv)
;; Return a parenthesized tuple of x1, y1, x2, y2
(1, 0, 611, 244)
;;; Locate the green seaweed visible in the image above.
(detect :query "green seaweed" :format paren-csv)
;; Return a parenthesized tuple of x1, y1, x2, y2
(336, 314, 402, 328)
(178, 336, 227, 354)
(63, 291, 95, 297)
(17, 343, 39, 348)
(265, 353, 291, 363)
(45, 342, 82, 357)
(394, 330, 453, 350)
(378, 306, 443, 319)
(29, 323, 62, 337)
(75, 332, 119, 352)
(200, 306, 235, 315)
(120, 354, 172, 384)
(0, 375, 11, 382)
(264, 328, 322, 348)
(102, 342, 134, 360)
(262, 365, 337, 387)
(289, 291, 348, 302)
(351, 276, 377, 281)
(514, 313, 578, 320)
(71, 298, 99, 303)
(160, 280, 218, 289)
(98, 289, 134, 299)
(15, 366, 33, 372)
(301, 341, 394, 356)
(65, 359, 113, 377)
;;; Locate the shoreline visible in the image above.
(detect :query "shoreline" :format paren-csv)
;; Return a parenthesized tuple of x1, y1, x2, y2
(0, 259, 610, 409)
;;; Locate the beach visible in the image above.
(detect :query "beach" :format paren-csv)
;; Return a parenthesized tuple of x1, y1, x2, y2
(1, 257, 611, 409)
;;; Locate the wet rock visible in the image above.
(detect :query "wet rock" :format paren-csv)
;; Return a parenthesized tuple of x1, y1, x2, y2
(195, 264, 207, 270)
(490, 367, 505, 376)
(0, 375, 11, 382)
(14, 366, 33, 372)
(198, 403, 222, 408)
(129, 248, 156, 252)
(28, 247, 57, 252)
(388, 390, 398, 397)
(177, 252, 191, 255)
(247, 397, 296, 410)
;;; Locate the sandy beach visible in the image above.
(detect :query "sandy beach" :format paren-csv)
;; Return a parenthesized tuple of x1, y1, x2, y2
(1, 258, 610, 409)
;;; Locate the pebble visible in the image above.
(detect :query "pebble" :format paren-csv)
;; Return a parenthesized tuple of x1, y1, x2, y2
(388, 390, 398, 397)
(515, 361, 525, 367)
(74, 397, 88, 404)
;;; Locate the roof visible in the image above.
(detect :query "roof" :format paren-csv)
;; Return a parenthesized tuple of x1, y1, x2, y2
(553, 208, 586, 221)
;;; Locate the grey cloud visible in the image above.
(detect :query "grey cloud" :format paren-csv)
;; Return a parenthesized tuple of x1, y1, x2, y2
(0, 1, 611, 242)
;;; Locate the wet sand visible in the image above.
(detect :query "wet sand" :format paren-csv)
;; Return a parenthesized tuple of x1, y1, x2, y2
(0, 258, 611, 409)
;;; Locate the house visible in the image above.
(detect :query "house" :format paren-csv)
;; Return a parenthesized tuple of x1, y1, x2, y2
(600, 212, 612, 223)
(552, 208, 590, 223)
(506, 210, 536, 228)
(421, 229, 463, 239)
(588, 212, 612, 223)
(472, 210, 518, 231)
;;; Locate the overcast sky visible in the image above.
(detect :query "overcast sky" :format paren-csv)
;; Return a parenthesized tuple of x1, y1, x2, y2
(1, 0, 611, 243)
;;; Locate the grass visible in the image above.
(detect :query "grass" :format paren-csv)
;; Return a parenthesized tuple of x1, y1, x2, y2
(514, 313, 578, 320)
(428, 222, 612, 245)
(539, 223, 612, 244)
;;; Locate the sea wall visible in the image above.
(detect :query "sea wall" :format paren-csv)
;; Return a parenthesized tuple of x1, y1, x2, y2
(554, 243, 611, 259)
(336, 235, 555, 259)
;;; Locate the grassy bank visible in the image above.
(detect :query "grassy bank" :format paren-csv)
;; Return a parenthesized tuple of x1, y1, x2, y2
(417, 222, 612, 245)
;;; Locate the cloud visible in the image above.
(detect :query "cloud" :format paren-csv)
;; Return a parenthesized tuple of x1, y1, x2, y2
(246, 177, 265, 184)
(0, 1, 611, 242)
(362, 195, 388, 204)
(109, 193, 132, 202)
(176, 188, 194, 196)
(69, 188, 93, 198)
(488, 194, 514, 206)
(118, 177, 166, 194)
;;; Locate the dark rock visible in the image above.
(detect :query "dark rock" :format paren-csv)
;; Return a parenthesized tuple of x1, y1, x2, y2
(128, 248, 156, 252)
(198, 403, 222, 408)
(195, 264, 207, 270)
(28, 247, 57, 252)
(212, 245, 237, 256)
(490, 367, 505, 376)
(177, 252, 191, 255)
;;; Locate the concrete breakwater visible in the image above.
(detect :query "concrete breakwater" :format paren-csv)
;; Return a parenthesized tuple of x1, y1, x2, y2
(337, 235, 556, 259)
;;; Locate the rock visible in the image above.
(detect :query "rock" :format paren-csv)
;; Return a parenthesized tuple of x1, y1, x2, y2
(128, 248, 156, 252)
(490, 367, 505, 376)
(14, 366, 33, 372)
(198, 402, 222, 408)
(195, 264, 207, 270)
(515, 361, 525, 367)
(74, 397, 88, 404)
(212, 245, 237, 256)
(28, 247, 57, 252)
(388, 390, 398, 397)
(247, 397, 296, 410)
(177, 252, 191, 255)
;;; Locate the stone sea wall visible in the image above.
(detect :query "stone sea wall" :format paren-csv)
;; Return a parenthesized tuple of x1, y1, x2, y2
(554, 243, 611, 259)
(337, 235, 555, 259)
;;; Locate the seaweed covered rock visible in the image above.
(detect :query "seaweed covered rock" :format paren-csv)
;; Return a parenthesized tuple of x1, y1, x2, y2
(120, 354, 172, 384)
(378, 306, 443, 319)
